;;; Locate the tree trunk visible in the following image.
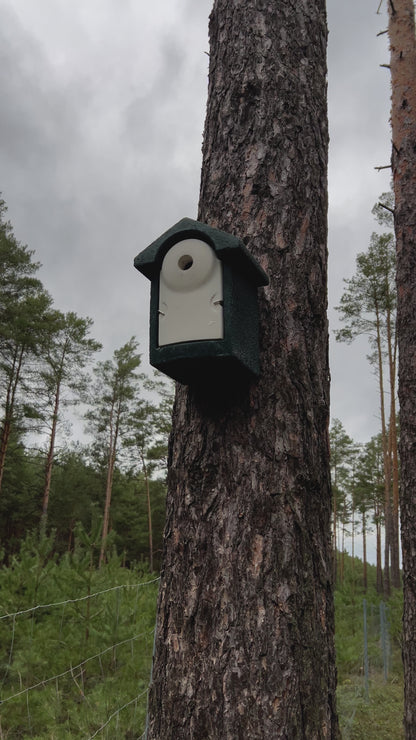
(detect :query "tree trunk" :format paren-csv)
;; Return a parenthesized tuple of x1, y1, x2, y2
(99, 401, 120, 567)
(362, 511, 368, 592)
(99, 448, 116, 567)
(333, 483, 338, 584)
(141, 451, 154, 573)
(146, 1, 338, 738)
(376, 516, 383, 594)
(0, 346, 25, 494)
(386, 303, 400, 588)
(41, 377, 61, 531)
(389, 399, 401, 588)
(375, 303, 392, 597)
(388, 1, 416, 735)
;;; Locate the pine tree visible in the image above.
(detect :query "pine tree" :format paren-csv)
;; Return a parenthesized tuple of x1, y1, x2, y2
(85, 338, 142, 567)
(354, 435, 385, 593)
(335, 214, 399, 592)
(329, 419, 357, 584)
(146, 1, 338, 736)
(35, 311, 101, 529)
(124, 375, 173, 572)
(386, 0, 416, 733)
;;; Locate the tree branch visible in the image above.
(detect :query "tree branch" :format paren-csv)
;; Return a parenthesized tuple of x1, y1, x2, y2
(377, 29, 389, 36)
(378, 202, 395, 215)
(389, 0, 397, 15)
(374, 165, 392, 171)
(380, 63, 391, 69)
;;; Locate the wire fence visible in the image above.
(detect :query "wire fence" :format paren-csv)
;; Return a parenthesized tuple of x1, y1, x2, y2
(0, 577, 159, 738)
(362, 598, 392, 698)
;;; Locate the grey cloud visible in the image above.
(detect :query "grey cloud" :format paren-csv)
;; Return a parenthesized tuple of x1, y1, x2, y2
(0, 0, 395, 447)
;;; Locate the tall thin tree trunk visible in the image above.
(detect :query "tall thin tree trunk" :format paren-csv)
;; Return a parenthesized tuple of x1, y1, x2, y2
(389, 398, 401, 587)
(41, 378, 61, 531)
(0, 418, 12, 495)
(362, 511, 368, 592)
(386, 303, 400, 587)
(0, 346, 24, 494)
(99, 402, 120, 567)
(141, 451, 153, 573)
(375, 305, 392, 596)
(99, 449, 116, 567)
(388, 1, 416, 735)
(376, 513, 383, 593)
(146, 2, 338, 737)
(333, 485, 338, 583)
(351, 495, 355, 565)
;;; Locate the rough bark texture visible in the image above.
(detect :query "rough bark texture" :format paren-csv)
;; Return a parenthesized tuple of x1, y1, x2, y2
(388, 1, 416, 736)
(147, 1, 338, 737)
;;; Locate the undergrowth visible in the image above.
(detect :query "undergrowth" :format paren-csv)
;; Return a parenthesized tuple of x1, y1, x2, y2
(0, 536, 405, 738)
(335, 554, 404, 739)
(0, 530, 157, 738)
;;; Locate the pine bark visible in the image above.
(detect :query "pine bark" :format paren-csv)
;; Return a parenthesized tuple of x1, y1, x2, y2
(388, 1, 416, 736)
(147, 1, 338, 737)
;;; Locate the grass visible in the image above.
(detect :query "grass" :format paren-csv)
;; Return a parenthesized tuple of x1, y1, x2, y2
(0, 532, 157, 738)
(0, 537, 405, 738)
(335, 553, 404, 738)
(338, 674, 404, 739)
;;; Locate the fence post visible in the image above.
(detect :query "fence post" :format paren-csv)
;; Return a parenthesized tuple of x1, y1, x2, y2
(380, 601, 390, 682)
(363, 598, 369, 701)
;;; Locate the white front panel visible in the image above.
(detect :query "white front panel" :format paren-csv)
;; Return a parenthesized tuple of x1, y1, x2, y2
(158, 238, 224, 346)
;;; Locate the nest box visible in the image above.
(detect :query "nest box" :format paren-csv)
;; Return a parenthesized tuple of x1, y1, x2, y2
(134, 217, 268, 385)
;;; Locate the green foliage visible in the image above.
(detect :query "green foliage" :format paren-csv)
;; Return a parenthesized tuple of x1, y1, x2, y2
(354, 435, 385, 524)
(0, 443, 44, 552)
(34, 309, 102, 449)
(0, 195, 172, 733)
(111, 473, 167, 569)
(372, 190, 395, 230)
(338, 676, 404, 740)
(0, 543, 403, 739)
(0, 531, 158, 738)
(0, 196, 171, 563)
(335, 229, 396, 351)
(85, 337, 144, 460)
(47, 448, 104, 553)
(335, 554, 404, 738)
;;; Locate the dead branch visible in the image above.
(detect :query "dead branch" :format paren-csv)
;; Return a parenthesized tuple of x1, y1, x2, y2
(377, 29, 389, 36)
(374, 164, 392, 170)
(380, 63, 391, 69)
(379, 201, 395, 214)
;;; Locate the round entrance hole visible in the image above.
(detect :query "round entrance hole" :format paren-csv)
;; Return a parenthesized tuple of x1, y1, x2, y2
(178, 254, 193, 271)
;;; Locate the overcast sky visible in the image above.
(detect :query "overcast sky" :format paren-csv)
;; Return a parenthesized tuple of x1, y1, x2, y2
(0, 0, 392, 451)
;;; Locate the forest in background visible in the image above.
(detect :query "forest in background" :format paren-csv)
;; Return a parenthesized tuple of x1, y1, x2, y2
(0, 186, 405, 736)
(0, 195, 173, 571)
(331, 190, 400, 599)
(0, 187, 402, 584)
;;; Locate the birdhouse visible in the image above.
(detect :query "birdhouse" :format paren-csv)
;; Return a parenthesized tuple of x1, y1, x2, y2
(134, 217, 268, 385)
